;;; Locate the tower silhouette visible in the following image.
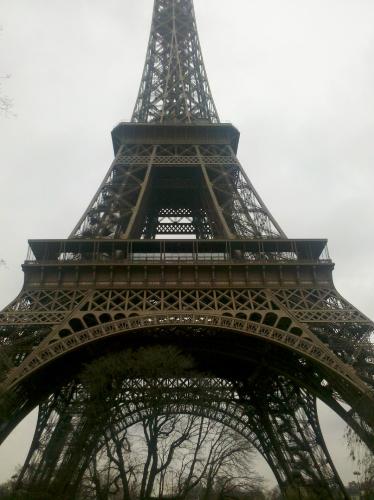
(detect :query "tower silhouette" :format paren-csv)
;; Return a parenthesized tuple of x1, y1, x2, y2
(0, 1, 373, 498)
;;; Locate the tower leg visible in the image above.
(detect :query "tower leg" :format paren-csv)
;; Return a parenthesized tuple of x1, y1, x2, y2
(238, 376, 348, 499)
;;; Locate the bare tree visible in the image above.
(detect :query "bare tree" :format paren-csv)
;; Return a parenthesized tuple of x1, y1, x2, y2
(79, 414, 263, 500)
(13, 347, 265, 499)
(76, 347, 264, 499)
(345, 425, 374, 495)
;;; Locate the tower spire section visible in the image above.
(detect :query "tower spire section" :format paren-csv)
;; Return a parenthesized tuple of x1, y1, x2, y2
(132, 0, 219, 124)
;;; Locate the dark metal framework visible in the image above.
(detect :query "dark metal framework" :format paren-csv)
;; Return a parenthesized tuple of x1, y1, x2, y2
(71, 125, 284, 239)
(0, 0, 373, 498)
(16, 376, 346, 498)
(132, 0, 218, 124)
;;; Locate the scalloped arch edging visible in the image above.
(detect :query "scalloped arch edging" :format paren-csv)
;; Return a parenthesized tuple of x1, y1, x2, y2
(4, 312, 367, 394)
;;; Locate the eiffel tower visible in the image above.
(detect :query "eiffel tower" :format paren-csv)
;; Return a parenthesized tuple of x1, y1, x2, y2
(0, 1, 373, 498)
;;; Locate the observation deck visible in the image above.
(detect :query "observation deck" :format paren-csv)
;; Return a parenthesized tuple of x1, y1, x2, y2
(111, 122, 241, 155)
(22, 238, 334, 290)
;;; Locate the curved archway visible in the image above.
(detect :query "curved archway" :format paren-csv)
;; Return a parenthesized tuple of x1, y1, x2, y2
(15, 365, 346, 499)
(1, 311, 373, 500)
(5, 312, 370, 397)
(1, 311, 373, 457)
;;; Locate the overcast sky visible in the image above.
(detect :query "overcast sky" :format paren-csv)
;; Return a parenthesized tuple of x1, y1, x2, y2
(1, 0, 374, 488)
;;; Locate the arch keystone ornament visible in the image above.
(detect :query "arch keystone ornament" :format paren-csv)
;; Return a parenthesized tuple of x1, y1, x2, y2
(1, 0, 373, 498)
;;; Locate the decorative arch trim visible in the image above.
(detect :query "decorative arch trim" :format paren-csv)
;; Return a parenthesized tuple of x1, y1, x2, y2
(4, 312, 370, 399)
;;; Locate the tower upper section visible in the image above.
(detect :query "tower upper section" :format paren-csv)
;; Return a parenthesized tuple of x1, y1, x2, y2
(70, 0, 286, 240)
(132, 0, 219, 124)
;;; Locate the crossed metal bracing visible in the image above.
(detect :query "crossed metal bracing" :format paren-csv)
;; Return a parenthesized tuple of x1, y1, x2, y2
(71, 143, 284, 239)
(15, 375, 346, 498)
(237, 378, 347, 496)
(1, 281, 373, 498)
(2, 287, 370, 327)
(132, 0, 219, 124)
(1, 287, 372, 369)
(1, 285, 373, 444)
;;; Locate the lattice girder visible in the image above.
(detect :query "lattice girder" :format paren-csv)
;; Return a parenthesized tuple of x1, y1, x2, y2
(132, 0, 219, 124)
(2, 285, 371, 326)
(2, 285, 372, 392)
(1, 281, 373, 496)
(1, 285, 373, 440)
(15, 375, 347, 498)
(71, 140, 285, 240)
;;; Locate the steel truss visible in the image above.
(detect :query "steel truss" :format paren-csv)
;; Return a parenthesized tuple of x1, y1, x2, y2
(132, 0, 219, 124)
(15, 375, 347, 499)
(1, 291, 373, 497)
(1, 285, 372, 396)
(71, 142, 284, 239)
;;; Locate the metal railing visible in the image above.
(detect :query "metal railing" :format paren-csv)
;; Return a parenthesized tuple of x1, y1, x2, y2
(25, 239, 331, 266)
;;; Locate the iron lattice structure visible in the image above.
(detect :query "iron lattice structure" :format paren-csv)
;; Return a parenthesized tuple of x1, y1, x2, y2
(0, 0, 373, 498)
(15, 376, 346, 497)
(131, 0, 219, 124)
